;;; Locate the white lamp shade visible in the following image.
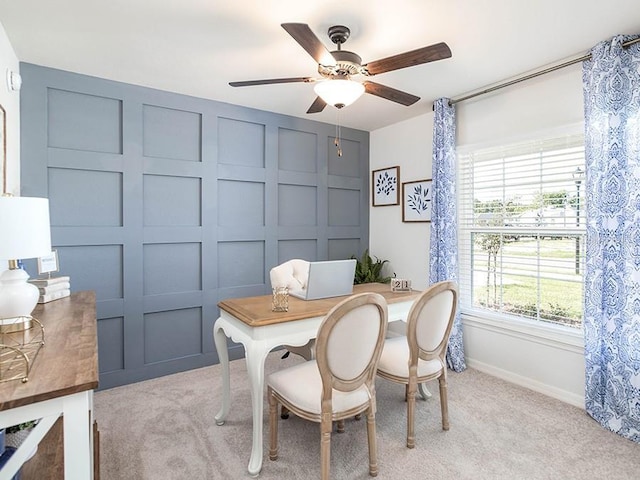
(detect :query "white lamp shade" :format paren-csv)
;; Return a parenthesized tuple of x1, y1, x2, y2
(314, 79, 365, 108)
(0, 196, 52, 260)
(0, 196, 52, 327)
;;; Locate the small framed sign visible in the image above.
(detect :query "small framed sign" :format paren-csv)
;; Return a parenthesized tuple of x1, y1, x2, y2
(372, 166, 400, 206)
(402, 179, 432, 222)
(37, 250, 59, 275)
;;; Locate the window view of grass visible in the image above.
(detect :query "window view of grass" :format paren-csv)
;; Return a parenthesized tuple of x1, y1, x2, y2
(459, 138, 585, 329)
(472, 236, 583, 327)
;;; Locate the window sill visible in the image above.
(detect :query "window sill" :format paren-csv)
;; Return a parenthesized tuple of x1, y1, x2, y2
(461, 308, 584, 353)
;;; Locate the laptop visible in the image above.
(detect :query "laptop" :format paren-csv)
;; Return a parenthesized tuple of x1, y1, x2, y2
(290, 259, 356, 301)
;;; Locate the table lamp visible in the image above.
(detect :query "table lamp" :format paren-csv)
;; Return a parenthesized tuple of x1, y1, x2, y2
(0, 195, 52, 332)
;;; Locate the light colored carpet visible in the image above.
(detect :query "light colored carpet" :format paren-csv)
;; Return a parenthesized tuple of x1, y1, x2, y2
(94, 352, 640, 479)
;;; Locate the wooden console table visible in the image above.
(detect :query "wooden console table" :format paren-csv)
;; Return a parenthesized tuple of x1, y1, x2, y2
(0, 291, 98, 480)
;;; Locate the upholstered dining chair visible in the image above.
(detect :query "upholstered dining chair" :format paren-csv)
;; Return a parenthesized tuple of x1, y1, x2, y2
(267, 292, 389, 480)
(376, 281, 458, 448)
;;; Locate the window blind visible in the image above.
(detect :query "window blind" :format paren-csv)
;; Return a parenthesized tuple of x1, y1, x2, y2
(458, 134, 585, 327)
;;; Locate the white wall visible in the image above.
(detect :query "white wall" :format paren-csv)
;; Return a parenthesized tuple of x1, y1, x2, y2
(370, 114, 434, 290)
(0, 21, 20, 271)
(370, 62, 587, 407)
(0, 21, 20, 195)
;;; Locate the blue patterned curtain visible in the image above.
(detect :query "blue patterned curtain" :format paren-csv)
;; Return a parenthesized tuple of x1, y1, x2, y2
(430, 98, 466, 372)
(582, 35, 640, 443)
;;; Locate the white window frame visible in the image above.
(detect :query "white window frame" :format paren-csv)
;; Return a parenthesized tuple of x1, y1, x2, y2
(456, 124, 586, 343)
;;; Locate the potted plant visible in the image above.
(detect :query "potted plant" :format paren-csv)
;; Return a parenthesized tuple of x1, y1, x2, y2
(351, 249, 391, 284)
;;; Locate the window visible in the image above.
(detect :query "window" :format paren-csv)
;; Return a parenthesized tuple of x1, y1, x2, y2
(458, 134, 585, 328)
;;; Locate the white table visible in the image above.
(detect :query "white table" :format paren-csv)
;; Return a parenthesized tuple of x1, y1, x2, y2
(213, 283, 419, 476)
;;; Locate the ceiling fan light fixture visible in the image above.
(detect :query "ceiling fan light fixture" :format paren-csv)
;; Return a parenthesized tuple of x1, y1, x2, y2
(314, 79, 364, 108)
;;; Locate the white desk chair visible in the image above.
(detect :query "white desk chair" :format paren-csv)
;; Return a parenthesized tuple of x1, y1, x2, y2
(376, 281, 457, 448)
(267, 292, 388, 480)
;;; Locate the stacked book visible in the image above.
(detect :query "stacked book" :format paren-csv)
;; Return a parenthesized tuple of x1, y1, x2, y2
(29, 276, 71, 303)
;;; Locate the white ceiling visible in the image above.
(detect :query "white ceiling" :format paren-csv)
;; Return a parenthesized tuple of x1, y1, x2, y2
(1, 0, 639, 131)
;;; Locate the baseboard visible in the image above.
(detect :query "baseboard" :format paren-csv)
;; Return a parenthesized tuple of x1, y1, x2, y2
(465, 357, 585, 408)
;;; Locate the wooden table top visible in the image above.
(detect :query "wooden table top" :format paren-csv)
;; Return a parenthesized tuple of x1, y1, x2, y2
(218, 283, 420, 327)
(0, 291, 99, 411)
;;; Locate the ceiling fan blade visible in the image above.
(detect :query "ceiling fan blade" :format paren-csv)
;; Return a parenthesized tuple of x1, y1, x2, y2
(281, 23, 336, 66)
(364, 42, 452, 75)
(306, 96, 327, 114)
(229, 77, 314, 87)
(363, 81, 420, 106)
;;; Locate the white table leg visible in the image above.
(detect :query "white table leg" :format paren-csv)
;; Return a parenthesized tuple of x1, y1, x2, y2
(213, 320, 230, 425)
(418, 382, 433, 400)
(245, 341, 270, 477)
(63, 392, 93, 479)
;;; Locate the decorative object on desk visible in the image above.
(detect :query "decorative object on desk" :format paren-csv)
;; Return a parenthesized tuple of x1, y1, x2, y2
(402, 179, 432, 222)
(37, 288, 70, 304)
(28, 275, 69, 288)
(351, 249, 391, 284)
(372, 166, 400, 206)
(0, 195, 52, 332)
(391, 277, 412, 292)
(0, 315, 45, 383)
(29, 275, 71, 304)
(36, 250, 58, 277)
(271, 286, 289, 312)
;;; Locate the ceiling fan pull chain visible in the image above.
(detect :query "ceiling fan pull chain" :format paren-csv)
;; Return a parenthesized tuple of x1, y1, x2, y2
(335, 110, 343, 157)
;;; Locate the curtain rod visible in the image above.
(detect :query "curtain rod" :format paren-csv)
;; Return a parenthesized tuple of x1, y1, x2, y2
(447, 36, 640, 106)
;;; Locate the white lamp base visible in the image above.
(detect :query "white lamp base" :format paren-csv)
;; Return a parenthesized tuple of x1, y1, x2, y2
(0, 268, 39, 332)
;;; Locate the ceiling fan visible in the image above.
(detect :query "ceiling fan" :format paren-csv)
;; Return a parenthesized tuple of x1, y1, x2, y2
(229, 23, 452, 114)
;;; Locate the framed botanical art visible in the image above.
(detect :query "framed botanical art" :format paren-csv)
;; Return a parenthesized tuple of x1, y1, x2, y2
(372, 166, 399, 206)
(402, 179, 432, 222)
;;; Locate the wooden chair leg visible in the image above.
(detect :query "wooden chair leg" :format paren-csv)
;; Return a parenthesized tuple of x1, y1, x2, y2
(336, 419, 345, 433)
(366, 408, 379, 477)
(439, 375, 450, 431)
(268, 388, 279, 461)
(406, 380, 417, 448)
(354, 414, 362, 421)
(320, 416, 332, 480)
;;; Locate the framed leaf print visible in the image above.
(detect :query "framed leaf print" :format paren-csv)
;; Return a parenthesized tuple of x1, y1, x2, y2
(372, 166, 400, 206)
(402, 179, 432, 222)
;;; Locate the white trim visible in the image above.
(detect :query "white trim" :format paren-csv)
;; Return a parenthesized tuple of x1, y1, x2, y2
(465, 356, 585, 408)
(462, 311, 584, 352)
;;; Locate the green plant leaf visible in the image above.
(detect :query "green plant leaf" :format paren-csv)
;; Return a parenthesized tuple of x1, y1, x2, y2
(351, 249, 391, 284)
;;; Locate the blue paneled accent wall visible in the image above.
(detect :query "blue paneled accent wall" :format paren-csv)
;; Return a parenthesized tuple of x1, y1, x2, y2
(19, 63, 370, 389)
